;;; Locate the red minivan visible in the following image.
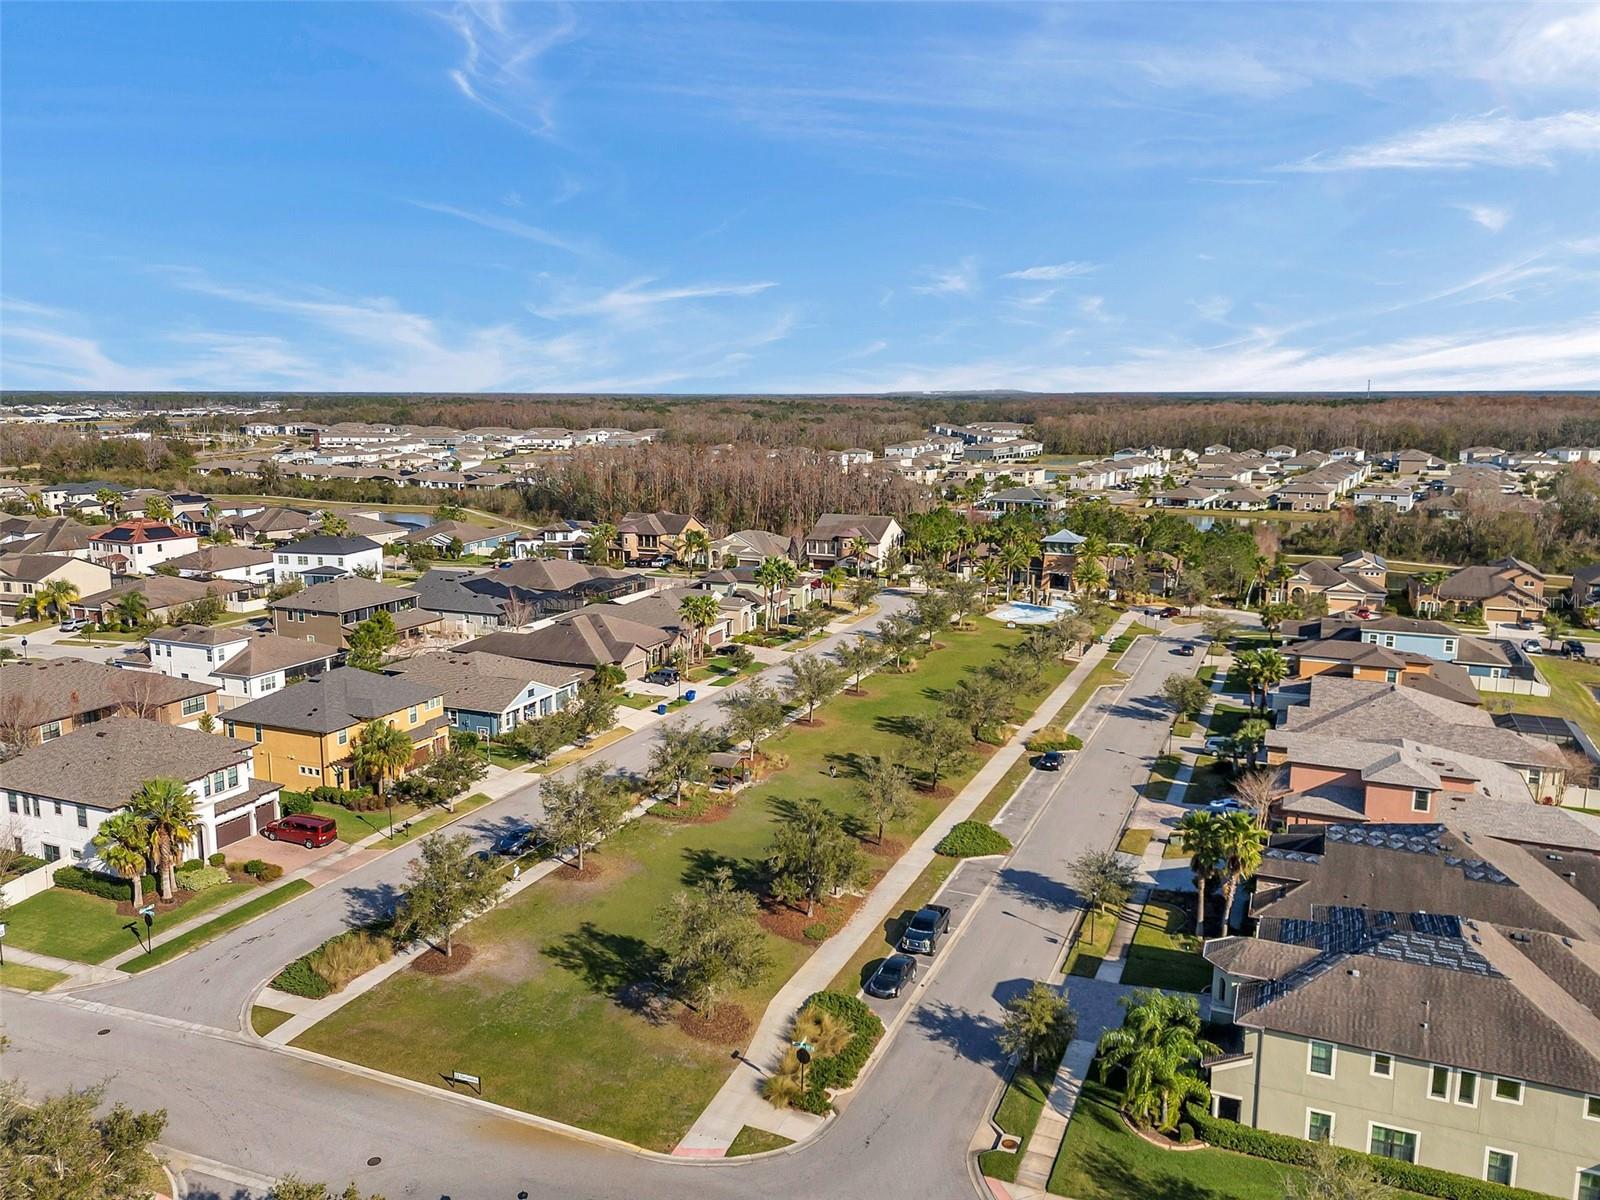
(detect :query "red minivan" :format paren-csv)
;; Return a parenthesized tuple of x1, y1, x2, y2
(260, 814, 338, 848)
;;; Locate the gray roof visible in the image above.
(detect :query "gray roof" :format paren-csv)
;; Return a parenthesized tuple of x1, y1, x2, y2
(163, 545, 274, 572)
(0, 657, 214, 725)
(388, 651, 582, 712)
(270, 576, 418, 615)
(213, 633, 341, 679)
(0, 553, 91, 583)
(223, 667, 440, 734)
(275, 534, 381, 556)
(0, 717, 251, 809)
(457, 610, 672, 669)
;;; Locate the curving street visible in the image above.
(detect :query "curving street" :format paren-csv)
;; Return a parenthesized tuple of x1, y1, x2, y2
(2, 617, 1199, 1200)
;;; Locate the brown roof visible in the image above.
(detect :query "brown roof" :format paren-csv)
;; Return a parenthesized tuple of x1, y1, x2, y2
(388, 650, 583, 710)
(0, 717, 251, 809)
(77, 575, 248, 611)
(164, 545, 274, 572)
(271, 576, 418, 616)
(458, 610, 672, 669)
(213, 633, 342, 678)
(0, 657, 214, 726)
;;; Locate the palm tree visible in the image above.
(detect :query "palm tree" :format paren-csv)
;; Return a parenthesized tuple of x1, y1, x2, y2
(999, 540, 1032, 601)
(1175, 809, 1225, 933)
(846, 536, 872, 575)
(94, 810, 152, 909)
(1096, 991, 1219, 1131)
(586, 521, 617, 566)
(129, 778, 198, 902)
(1216, 811, 1268, 933)
(1251, 648, 1288, 712)
(678, 592, 720, 663)
(680, 528, 712, 573)
(351, 719, 413, 800)
(822, 566, 847, 607)
(94, 489, 122, 521)
(977, 558, 1004, 598)
(35, 579, 79, 622)
(115, 591, 149, 630)
(754, 555, 798, 629)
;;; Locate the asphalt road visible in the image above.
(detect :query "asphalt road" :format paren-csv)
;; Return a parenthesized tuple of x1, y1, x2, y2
(3, 618, 1199, 1200)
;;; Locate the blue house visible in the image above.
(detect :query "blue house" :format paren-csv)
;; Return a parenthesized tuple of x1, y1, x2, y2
(386, 650, 583, 736)
(1357, 616, 1460, 662)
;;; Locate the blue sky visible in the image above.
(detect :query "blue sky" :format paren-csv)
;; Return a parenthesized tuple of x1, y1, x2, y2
(3, 1, 1598, 393)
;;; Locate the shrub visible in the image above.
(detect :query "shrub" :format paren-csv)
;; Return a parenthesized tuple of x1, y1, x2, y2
(1184, 1105, 1548, 1200)
(256, 863, 284, 882)
(180, 857, 205, 872)
(279, 792, 315, 816)
(935, 821, 1013, 859)
(802, 922, 831, 941)
(244, 859, 269, 877)
(271, 957, 332, 1000)
(3, 853, 47, 879)
(790, 991, 883, 1114)
(1176, 1122, 1194, 1144)
(307, 930, 392, 991)
(207, 852, 227, 868)
(53, 865, 139, 902)
(174, 865, 230, 893)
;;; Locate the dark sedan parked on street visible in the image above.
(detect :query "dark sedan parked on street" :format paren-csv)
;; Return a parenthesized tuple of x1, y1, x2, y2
(865, 954, 919, 999)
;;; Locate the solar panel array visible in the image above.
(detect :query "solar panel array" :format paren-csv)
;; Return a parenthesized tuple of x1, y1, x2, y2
(1327, 823, 1444, 855)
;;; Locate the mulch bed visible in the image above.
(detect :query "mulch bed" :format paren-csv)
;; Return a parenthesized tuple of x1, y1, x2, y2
(676, 1001, 752, 1045)
(758, 889, 869, 944)
(557, 859, 606, 883)
(651, 799, 736, 825)
(410, 944, 477, 975)
(115, 889, 198, 917)
(865, 836, 907, 859)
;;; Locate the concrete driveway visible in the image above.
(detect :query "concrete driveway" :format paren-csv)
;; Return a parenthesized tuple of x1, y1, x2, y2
(227, 832, 339, 872)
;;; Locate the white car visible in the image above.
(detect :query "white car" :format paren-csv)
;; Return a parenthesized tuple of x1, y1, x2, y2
(1521, 639, 1543, 654)
(1204, 735, 1233, 755)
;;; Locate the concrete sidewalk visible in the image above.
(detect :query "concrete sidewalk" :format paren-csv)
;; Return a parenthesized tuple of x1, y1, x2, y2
(1, 944, 124, 989)
(674, 611, 1140, 1156)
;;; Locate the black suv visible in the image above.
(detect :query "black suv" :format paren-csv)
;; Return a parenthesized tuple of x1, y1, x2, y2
(898, 904, 952, 955)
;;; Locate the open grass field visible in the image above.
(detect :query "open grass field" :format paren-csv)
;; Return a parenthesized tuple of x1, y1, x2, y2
(1507, 653, 1600, 744)
(0, 961, 68, 991)
(1118, 892, 1211, 992)
(297, 622, 1069, 1151)
(4, 881, 252, 964)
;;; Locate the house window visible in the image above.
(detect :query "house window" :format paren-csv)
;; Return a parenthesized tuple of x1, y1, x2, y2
(337, 729, 348, 745)
(253, 724, 263, 742)
(77, 805, 88, 828)
(182, 696, 206, 716)
(1308, 1041, 1335, 1077)
(1456, 1070, 1478, 1106)
(1428, 1065, 1450, 1100)
(1484, 1150, 1515, 1187)
(41, 721, 62, 741)
(1306, 1110, 1334, 1143)
(42, 843, 61, 863)
(299, 765, 321, 777)
(212, 770, 225, 793)
(297, 555, 308, 566)
(1492, 1078, 1523, 1104)
(225, 721, 237, 737)
(1581, 1170, 1600, 1200)
(1368, 1125, 1417, 1164)
(409, 706, 419, 723)
(1586, 1094, 1600, 1121)
(1412, 790, 1431, 813)
(6, 795, 14, 814)
(227, 766, 239, 788)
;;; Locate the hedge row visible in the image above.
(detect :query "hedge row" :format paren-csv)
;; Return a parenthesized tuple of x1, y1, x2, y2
(174, 865, 230, 893)
(280, 785, 377, 813)
(53, 865, 154, 903)
(1184, 1105, 1550, 1200)
(794, 991, 885, 1114)
(3, 853, 47, 879)
(271, 957, 332, 1000)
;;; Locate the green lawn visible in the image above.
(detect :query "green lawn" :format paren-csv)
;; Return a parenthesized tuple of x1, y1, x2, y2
(1511, 654, 1600, 745)
(1049, 1081, 1306, 1199)
(1116, 828, 1153, 856)
(297, 624, 1069, 1152)
(5, 881, 253, 964)
(978, 1058, 1059, 1181)
(1064, 908, 1119, 978)
(124, 881, 313, 972)
(251, 1005, 295, 1037)
(617, 692, 657, 710)
(1180, 757, 1232, 808)
(372, 792, 493, 845)
(1163, 835, 1190, 859)
(1144, 754, 1182, 803)
(1119, 893, 1211, 992)
(1203, 703, 1255, 740)
(970, 756, 1032, 825)
(0, 961, 68, 991)
(311, 799, 423, 845)
(725, 1126, 795, 1157)
(1053, 660, 1128, 730)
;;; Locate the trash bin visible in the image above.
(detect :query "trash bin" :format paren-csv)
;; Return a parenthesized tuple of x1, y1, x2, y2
(684, 689, 697, 702)
(656, 703, 668, 715)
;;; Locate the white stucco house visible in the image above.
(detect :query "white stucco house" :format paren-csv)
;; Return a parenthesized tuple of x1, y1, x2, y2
(272, 534, 384, 581)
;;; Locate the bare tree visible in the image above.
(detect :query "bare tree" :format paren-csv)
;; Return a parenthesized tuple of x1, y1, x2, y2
(499, 591, 535, 630)
(1233, 767, 1283, 828)
(0, 692, 48, 761)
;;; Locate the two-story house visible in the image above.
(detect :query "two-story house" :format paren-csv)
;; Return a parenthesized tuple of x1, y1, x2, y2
(270, 576, 437, 649)
(1410, 559, 1548, 626)
(222, 667, 448, 789)
(612, 512, 708, 565)
(513, 518, 593, 560)
(0, 657, 217, 753)
(1271, 558, 1387, 615)
(0, 716, 281, 862)
(386, 650, 582, 736)
(1202, 822, 1600, 1200)
(802, 514, 903, 571)
(0, 553, 112, 625)
(88, 519, 200, 575)
(273, 534, 385, 582)
(146, 625, 339, 707)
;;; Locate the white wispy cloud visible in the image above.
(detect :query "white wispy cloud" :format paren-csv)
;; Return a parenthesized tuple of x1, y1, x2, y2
(533, 277, 778, 322)
(913, 258, 979, 296)
(838, 339, 888, 361)
(410, 200, 596, 256)
(1285, 110, 1600, 171)
(1456, 203, 1511, 232)
(1191, 294, 1233, 321)
(1004, 261, 1097, 281)
(1487, 5, 1600, 88)
(438, 1, 577, 137)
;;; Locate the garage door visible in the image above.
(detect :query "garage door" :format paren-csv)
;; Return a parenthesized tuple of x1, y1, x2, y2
(215, 813, 252, 848)
(253, 800, 278, 831)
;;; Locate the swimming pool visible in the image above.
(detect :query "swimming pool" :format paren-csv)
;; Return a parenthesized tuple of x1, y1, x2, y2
(988, 600, 1076, 625)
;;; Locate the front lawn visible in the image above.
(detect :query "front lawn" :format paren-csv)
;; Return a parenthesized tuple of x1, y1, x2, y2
(1116, 828, 1153, 856)
(310, 799, 423, 846)
(1118, 892, 1211, 992)
(979, 1056, 1059, 1182)
(1144, 754, 1182, 803)
(1049, 1080, 1303, 1199)
(125, 880, 313, 972)
(297, 624, 1068, 1151)
(5, 880, 253, 964)
(1203, 703, 1256, 740)
(1064, 908, 1119, 978)
(1180, 757, 1231, 807)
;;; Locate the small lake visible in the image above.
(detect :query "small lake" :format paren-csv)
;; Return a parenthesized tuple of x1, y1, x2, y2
(384, 512, 431, 530)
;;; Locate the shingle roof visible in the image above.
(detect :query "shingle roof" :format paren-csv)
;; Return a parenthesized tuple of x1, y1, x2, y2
(77, 575, 248, 611)
(0, 657, 215, 726)
(0, 717, 250, 809)
(163, 545, 274, 572)
(457, 610, 672, 669)
(0, 553, 89, 583)
(270, 576, 418, 615)
(223, 667, 440, 734)
(275, 534, 381, 556)
(388, 651, 582, 711)
(213, 633, 341, 679)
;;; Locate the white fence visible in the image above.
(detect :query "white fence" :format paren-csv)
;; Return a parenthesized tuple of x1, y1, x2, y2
(0, 858, 66, 907)
(1564, 786, 1600, 811)
(1472, 675, 1551, 697)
